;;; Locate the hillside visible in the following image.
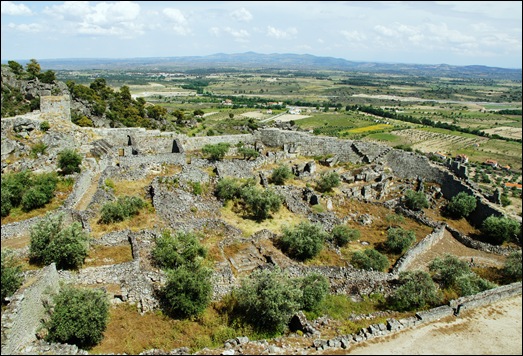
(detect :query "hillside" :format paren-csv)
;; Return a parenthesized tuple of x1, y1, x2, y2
(5, 52, 521, 80)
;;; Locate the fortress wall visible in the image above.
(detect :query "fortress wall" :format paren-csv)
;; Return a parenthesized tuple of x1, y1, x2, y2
(1, 264, 60, 355)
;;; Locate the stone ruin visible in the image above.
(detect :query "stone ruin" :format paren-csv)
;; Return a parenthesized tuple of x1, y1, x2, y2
(1, 96, 521, 354)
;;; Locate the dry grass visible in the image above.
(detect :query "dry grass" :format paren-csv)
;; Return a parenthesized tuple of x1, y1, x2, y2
(1, 234, 31, 250)
(89, 206, 165, 239)
(90, 302, 239, 355)
(219, 201, 306, 237)
(83, 245, 134, 267)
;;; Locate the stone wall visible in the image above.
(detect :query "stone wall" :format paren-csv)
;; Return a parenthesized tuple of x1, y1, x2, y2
(391, 224, 447, 274)
(40, 95, 71, 122)
(1, 263, 60, 355)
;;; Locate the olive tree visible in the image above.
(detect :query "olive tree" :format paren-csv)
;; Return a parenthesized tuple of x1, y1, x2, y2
(46, 287, 109, 349)
(387, 270, 442, 312)
(279, 221, 326, 261)
(235, 267, 302, 334)
(446, 192, 477, 219)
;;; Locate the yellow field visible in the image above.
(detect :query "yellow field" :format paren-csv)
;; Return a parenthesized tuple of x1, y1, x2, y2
(346, 124, 392, 133)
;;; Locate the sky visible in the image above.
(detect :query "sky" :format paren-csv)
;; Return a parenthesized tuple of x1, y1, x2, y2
(1, 1, 522, 69)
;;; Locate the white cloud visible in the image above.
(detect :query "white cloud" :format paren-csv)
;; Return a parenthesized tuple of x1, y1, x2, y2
(223, 27, 250, 42)
(43, 1, 91, 20)
(1, 1, 32, 15)
(209, 27, 220, 36)
(230, 7, 252, 22)
(340, 30, 366, 42)
(266, 26, 297, 39)
(7, 22, 41, 32)
(163, 7, 191, 35)
(163, 8, 187, 25)
(42, 1, 142, 37)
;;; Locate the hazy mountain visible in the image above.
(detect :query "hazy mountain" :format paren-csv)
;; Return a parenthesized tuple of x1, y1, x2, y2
(4, 52, 521, 79)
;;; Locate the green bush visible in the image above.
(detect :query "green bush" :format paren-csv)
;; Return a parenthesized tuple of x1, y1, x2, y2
(161, 264, 212, 318)
(385, 227, 416, 254)
(40, 121, 51, 132)
(1, 170, 41, 214)
(29, 214, 89, 270)
(403, 189, 428, 211)
(214, 177, 242, 202)
(480, 215, 520, 245)
(46, 287, 109, 349)
(279, 221, 326, 261)
(330, 225, 360, 247)
(235, 267, 302, 334)
(21, 187, 49, 211)
(1, 188, 14, 217)
(351, 249, 389, 272)
(238, 146, 259, 160)
(201, 142, 230, 161)
(429, 254, 495, 296)
(315, 171, 340, 193)
(239, 185, 282, 221)
(446, 192, 477, 219)
(502, 250, 522, 282)
(46, 222, 89, 270)
(57, 149, 82, 175)
(387, 270, 442, 311)
(1, 250, 23, 302)
(152, 230, 207, 269)
(299, 273, 330, 312)
(99, 195, 145, 224)
(270, 165, 293, 185)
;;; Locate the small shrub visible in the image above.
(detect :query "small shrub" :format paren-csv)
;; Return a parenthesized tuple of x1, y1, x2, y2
(403, 189, 428, 211)
(99, 196, 145, 224)
(315, 171, 340, 193)
(214, 177, 241, 202)
(445, 192, 477, 219)
(152, 230, 207, 270)
(57, 149, 82, 175)
(502, 250, 522, 282)
(161, 264, 213, 319)
(239, 185, 283, 221)
(387, 270, 442, 311)
(40, 120, 51, 132)
(351, 249, 389, 272)
(235, 267, 302, 334)
(270, 165, 293, 185)
(480, 215, 520, 245)
(299, 273, 330, 312)
(1, 250, 23, 302)
(330, 225, 360, 247)
(279, 221, 326, 261)
(46, 287, 109, 349)
(385, 227, 416, 254)
(29, 214, 89, 270)
(201, 143, 230, 161)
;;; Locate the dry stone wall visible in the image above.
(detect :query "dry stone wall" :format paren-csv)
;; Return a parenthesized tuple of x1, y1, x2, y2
(1, 264, 60, 355)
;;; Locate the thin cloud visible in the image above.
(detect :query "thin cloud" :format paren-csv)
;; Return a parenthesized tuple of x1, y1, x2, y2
(1, 1, 32, 16)
(223, 27, 250, 43)
(266, 26, 297, 39)
(230, 7, 252, 22)
(7, 22, 41, 32)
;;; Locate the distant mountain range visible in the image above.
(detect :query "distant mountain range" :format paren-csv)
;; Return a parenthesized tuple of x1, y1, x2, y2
(3, 52, 522, 79)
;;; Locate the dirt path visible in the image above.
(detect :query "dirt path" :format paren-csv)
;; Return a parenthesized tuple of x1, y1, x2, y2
(73, 172, 101, 211)
(342, 294, 522, 355)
